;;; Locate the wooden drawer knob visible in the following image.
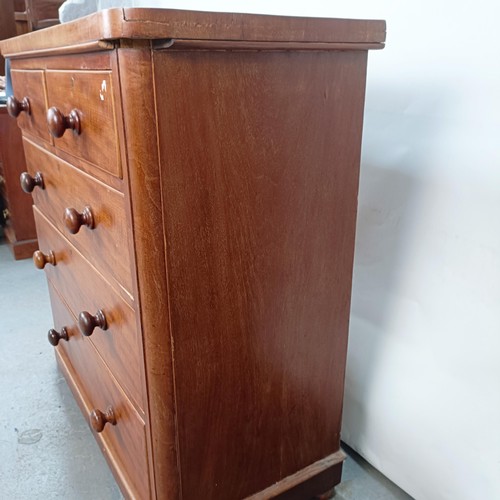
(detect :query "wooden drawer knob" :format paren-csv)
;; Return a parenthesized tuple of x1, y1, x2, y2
(33, 250, 56, 269)
(78, 309, 107, 337)
(7, 96, 30, 118)
(47, 107, 81, 138)
(90, 406, 116, 433)
(63, 206, 94, 234)
(48, 327, 69, 346)
(20, 171, 44, 193)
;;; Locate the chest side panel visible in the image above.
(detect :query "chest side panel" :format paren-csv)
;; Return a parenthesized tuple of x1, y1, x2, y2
(154, 49, 368, 499)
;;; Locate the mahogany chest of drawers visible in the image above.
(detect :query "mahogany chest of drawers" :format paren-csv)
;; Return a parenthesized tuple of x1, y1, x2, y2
(0, 9, 385, 499)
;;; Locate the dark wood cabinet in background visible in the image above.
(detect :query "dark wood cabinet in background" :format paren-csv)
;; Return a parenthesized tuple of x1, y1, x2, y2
(1, 8, 385, 498)
(14, 0, 64, 34)
(0, 105, 38, 258)
(0, 0, 16, 71)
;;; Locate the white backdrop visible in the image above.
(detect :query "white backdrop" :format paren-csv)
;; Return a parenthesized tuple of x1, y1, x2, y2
(337, 3, 500, 500)
(64, 1, 500, 498)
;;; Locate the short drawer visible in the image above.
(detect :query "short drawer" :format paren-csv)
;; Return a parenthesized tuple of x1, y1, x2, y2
(10, 69, 51, 143)
(48, 284, 150, 499)
(24, 138, 133, 296)
(35, 208, 144, 411)
(45, 69, 122, 178)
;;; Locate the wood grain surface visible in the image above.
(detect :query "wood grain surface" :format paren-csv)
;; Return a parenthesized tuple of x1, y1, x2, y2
(154, 49, 367, 498)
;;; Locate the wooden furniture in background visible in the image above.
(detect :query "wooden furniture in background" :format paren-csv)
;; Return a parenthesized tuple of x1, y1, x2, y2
(0, 0, 16, 237)
(0, 0, 16, 73)
(0, 9, 385, 498)
(14, 0, 64, 34)
(0, 105, 38, 258)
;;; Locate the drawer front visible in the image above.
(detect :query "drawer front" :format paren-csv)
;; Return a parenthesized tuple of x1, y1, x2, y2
(10, 69, 51, 143)
(35, 208, 144, 410)
(48, 284, 150, 499)
(45, 69, 122, 178)
(24, 138, 133, 296)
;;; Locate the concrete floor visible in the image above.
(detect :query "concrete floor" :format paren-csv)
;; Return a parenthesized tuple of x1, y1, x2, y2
(0, 237, 412, 499)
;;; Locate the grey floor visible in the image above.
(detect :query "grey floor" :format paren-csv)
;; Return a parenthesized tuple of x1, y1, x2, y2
(0, 237, 412, 499)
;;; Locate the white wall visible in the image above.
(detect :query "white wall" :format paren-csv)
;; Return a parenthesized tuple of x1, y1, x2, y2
(84, 1, 500, 498)
(337, 2, 500, 500)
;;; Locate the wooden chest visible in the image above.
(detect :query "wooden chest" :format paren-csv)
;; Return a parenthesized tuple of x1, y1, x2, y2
(0, 9, 385, 499)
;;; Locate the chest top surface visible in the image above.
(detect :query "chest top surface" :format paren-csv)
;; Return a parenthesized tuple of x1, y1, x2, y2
(0, 7, 385, 58)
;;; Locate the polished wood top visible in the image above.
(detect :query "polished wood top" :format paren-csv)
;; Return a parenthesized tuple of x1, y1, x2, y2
(0, 7, 385, 58)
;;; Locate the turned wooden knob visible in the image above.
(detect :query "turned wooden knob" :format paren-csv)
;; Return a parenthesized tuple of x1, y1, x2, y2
(33, 250, 56, 269)
(7, 96, 30, 117)
(47, 327, 69, 346)
(63, 206, 94, 234)
(90, 406, 116, 433)
(20, 171, 44, 193)
(47, 107, 81, 138)
(78, 310, 107, 337)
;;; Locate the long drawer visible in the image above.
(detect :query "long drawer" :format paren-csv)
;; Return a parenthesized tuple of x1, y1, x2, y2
(24, 138, 133, 297)
(34, 207, 144, 411)
(48, 283, 150, 499)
